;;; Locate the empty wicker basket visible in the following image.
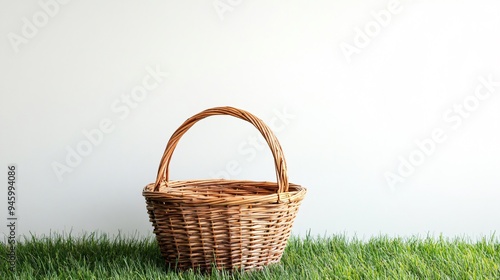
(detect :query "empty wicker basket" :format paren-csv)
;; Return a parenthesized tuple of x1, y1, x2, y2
(142, 106, 306, 271)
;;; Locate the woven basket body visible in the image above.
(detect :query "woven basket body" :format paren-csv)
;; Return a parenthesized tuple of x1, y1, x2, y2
(142, 107, 306, 271)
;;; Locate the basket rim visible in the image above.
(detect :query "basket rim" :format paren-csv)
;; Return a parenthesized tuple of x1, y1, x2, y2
(142, 179, 307, 206)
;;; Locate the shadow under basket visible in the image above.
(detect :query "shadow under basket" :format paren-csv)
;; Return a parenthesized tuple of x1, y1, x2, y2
(142, 107, 307, 272)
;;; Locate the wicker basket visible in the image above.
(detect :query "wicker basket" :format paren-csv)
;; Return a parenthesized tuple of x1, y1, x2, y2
(142, 106, 306, 272)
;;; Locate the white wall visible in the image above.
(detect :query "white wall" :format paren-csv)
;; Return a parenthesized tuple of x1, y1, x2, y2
(1, 0, 499, 240)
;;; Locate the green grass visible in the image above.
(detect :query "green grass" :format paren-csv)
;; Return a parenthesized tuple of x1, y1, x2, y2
(1, 232, 499, 279)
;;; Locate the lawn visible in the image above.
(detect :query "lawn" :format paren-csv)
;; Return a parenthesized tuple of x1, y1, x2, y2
(1, 232, 499, 279)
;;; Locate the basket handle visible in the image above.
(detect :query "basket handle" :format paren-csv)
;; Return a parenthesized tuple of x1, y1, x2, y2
(154, 106, 289, 193)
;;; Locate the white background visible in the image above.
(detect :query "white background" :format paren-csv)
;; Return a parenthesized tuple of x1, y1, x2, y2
(1, 0, 500, 240)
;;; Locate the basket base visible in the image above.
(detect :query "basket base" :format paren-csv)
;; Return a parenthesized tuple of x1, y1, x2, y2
(150, 203, 299, 271)
(143, 180, 306, 272)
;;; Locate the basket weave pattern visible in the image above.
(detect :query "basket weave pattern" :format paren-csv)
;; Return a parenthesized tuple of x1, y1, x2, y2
(142, 107, 306, 271)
